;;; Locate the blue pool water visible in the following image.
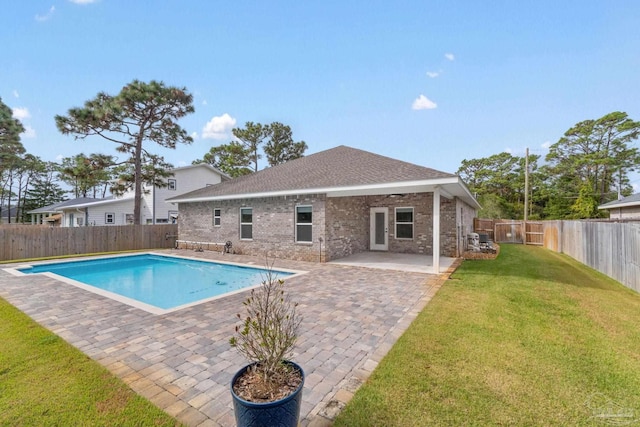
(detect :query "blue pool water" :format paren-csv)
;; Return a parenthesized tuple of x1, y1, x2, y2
(18, 254, 294, 311)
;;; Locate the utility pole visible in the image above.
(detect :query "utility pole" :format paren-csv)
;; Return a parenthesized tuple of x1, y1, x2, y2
(524, 147, 529, 221)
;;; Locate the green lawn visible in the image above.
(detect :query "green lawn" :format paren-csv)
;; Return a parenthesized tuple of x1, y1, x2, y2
(335, 244, 640, 426)
(0, 298, 181, 426)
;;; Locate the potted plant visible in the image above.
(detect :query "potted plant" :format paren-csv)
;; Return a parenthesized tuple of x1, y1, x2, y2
(229, 261, 304, 427)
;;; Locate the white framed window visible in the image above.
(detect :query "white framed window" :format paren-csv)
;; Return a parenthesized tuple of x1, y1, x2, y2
(213, 208, 221, 226)
(125, 213, 134, 225)
(395, 207, 414, 239)
(240, 207, 252, 240)
(295, 205, 313, 243)
(105, 212, 115, 224)
(168, 179, 177, 190)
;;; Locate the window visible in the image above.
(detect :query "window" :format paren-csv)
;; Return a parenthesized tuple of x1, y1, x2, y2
(105, 212, 115, 224)
(168, 179, 177, 190)
(213, 208, 221, 226)
(240, 207, 252, 240)
(296, 206, 313, 243)
(395, 207, 414, 239)
(125, 213, 134, 225)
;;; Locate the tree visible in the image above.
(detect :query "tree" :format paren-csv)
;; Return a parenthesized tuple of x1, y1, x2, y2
(457, 152, 537, 219)
(545, 112, 640, 218)
(193, 141, 253, 178)
(232, 122, 271, 172)
(21, 161, 66, 222)
(55, 80, 194, 224)
(263, 122, 307, 167)
(0, 97, 26, 222)
(58, 153, 115, 198)
(195, 121, 307, 176)
(110, 154, 174, 197)
(0, 97, 25, 163)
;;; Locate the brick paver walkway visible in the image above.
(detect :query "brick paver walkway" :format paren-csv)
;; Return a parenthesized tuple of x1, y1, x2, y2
(0, 250, 456, 426)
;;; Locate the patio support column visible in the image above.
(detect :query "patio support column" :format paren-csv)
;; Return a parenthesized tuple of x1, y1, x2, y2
(433, 186, 440, 274)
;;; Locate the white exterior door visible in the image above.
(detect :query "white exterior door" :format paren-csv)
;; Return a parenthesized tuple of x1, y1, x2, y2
(370, 207, 388, 251)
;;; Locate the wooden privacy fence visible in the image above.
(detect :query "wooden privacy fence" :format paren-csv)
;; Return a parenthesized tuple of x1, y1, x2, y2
(542, 221, 640, 293)
(474, 219, 543, 245)
(0, 224, 178, 262)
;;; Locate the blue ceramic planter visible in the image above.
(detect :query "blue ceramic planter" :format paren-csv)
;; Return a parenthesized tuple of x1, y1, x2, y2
(231, 361, 304, 427)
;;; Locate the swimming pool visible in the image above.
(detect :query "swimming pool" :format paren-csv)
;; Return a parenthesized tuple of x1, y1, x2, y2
(9, 253, 303, 314)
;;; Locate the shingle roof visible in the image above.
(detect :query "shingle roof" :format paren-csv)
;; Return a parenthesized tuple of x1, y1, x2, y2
(599, 193, 640, 209)
(168, 145, 456, 202)
(27, 198, 102, 214)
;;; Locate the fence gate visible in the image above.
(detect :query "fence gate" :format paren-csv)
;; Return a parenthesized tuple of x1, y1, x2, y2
(525, 221, 544, 246)
(494, 221, 524, 243)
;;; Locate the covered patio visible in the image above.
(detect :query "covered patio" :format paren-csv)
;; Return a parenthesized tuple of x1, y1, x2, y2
(329, 251, 457, 274)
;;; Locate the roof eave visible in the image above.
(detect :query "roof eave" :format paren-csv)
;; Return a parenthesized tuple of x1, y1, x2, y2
(168, 176, 481, 209)
(599, 201, 640, 210)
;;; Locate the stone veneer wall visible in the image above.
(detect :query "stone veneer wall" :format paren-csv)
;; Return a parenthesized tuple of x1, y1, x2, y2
(456, 198, 478, 255)
(325, 193, 460, 259)
(178, 191, 471, 262)
(177, 194, 326, 262)
(325, 196, 369, 261)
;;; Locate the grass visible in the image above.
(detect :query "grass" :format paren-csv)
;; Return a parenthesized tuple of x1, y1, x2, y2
(334, 244, 640, 426)
(0, 297, 181, 426)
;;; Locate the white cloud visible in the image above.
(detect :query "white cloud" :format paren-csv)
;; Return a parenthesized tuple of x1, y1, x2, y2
(12, 90, 19, 98)
(412, 95, 437, 110)
(202, 113, 236, 139)
(202, 100, 208, 106)
(56, 154, 64, 161)
(69, 0, 98, 4)
(12, 107, 30, 120)
(35, 5, 55, 22)
(426, 71, 440, 78)
(541, 141, 552, 149)
(505, 147, 513, 154)
(191, 131, 199, 140)
(22, 125, 36, 139)
(445, 53, 455, 61)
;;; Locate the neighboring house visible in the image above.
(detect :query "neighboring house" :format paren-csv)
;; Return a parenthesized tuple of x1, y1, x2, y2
(598, 193, 640, 220)
(167, 146, 480, 269)
(28, 198, 100, 226)
(28, 163, 228, 227)
(0, 206, 21, 224)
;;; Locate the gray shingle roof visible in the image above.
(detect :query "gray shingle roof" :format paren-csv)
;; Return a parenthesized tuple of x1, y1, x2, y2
(168, 145, 456, 201)
(27, 198, 103, 214)
(599, 193, 640, 209)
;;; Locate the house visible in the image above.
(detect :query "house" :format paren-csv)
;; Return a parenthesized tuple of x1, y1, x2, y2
(28, 163, 228, 227)
(28, 198, 100, 226)
(167, 146, 480, 271)
(0, 206, 21, 224)
(598, 193, 640, 220)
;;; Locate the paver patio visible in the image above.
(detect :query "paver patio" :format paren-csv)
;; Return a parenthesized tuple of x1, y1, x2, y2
(0, 249, 456, 426)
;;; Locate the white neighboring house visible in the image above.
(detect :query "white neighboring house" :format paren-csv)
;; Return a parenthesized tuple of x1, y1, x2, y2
(42, 164, 228, 227)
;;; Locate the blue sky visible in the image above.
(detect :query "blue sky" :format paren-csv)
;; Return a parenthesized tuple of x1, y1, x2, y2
(3, 1, 640, 188)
